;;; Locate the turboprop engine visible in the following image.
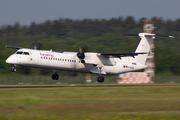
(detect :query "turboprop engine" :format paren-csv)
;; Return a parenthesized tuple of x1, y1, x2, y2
(77, 52, 85, 63)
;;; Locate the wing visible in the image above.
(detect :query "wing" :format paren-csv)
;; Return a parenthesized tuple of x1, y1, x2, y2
(6, 45, 22, 49)
(97, 52, 147, 58)
(6, 45, 64, 53)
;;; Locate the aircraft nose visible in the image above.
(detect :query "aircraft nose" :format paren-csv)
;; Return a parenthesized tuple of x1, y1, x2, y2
(6, 57, 12, 64)
(6, 56, 15, 64)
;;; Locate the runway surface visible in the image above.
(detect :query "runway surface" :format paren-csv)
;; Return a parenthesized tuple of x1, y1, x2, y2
(0, 84, 180, 89)
(110, 110, 180, 114)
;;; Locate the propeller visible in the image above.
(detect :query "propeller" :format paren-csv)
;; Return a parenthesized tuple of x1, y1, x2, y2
(28, 41, 44, 50)
(73, 42, 91, 64)
(77, 47, 85, 63)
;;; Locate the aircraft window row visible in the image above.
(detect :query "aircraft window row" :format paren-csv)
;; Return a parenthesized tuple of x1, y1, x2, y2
(41, 56, 80, 63)
(16, 51, 29, 55)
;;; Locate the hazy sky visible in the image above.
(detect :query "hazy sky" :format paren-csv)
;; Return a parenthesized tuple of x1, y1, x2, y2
(0, 0, 180, 26)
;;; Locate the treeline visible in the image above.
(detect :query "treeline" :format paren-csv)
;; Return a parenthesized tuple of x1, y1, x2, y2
(0, 16, 180, 76)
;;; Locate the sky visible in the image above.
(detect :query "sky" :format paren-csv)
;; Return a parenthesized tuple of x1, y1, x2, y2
(0, 0, 180, 26)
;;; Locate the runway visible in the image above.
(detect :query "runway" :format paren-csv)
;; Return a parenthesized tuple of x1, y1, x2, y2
(109, 110, 180, 114)
(0, 83, 180, 89)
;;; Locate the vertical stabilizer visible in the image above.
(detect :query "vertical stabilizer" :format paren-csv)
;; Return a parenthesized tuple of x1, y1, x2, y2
(130, 33, 155, 64)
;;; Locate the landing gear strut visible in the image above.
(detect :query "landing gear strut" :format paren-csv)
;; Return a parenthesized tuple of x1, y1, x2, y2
(97, 67, 105, 83)
(52, 70, 59, 80)
(11, 65, 16, 72)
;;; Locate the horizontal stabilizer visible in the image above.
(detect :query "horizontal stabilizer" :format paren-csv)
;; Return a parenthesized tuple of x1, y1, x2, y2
(155, 35, 175, 38)
(123, 33, 175, 38)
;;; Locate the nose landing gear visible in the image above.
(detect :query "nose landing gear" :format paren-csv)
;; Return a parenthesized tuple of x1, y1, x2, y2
(11, 65, 16, 72)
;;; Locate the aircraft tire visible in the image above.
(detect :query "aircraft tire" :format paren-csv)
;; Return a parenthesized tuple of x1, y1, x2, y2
(52, 73, 59, 80)
(11, 68, 16, 72)
(97, 76, 104, 83)
(55, 74, 59, 80)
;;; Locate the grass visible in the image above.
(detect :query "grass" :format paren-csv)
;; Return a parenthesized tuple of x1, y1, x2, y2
(0, 84, 180, 119)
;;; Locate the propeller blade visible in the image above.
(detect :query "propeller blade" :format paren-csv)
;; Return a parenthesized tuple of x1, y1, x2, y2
(79, 47, 82, 53)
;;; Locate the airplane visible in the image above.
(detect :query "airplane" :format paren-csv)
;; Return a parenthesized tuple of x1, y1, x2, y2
(5, 33, 174, 83)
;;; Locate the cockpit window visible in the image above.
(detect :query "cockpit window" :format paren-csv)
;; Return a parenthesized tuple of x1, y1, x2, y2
(16, 51, 29, 55)
(16, 51, 23, 54)
(24, 52, 29, 55)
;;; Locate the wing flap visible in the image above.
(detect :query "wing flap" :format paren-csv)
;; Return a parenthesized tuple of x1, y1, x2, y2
(90, 70, 106, 75)
(97, 52, 147, 58)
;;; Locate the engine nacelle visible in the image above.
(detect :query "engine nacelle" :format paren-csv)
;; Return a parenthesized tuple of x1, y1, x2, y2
(77, 52, 85, 59)
(81, 59, 85, 63)
(77, 52, 85, 63)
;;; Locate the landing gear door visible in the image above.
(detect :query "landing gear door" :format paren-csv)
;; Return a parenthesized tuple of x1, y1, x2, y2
(33, 52, 39, 64)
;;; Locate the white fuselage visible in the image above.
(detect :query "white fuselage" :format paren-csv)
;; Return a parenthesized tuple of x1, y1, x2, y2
(6, 48, 147, 75)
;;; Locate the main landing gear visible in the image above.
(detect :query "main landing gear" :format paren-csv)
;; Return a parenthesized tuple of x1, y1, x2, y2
(97, 67, 104, 83)
(97, 76, 104, 83)
(52, 70, 59, 80)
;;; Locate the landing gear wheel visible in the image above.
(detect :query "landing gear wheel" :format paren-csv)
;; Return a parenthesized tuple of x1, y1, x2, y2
(11, 68, 16, 72)
(52, 73, 59, 80)
(97, 76, 104, 83)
